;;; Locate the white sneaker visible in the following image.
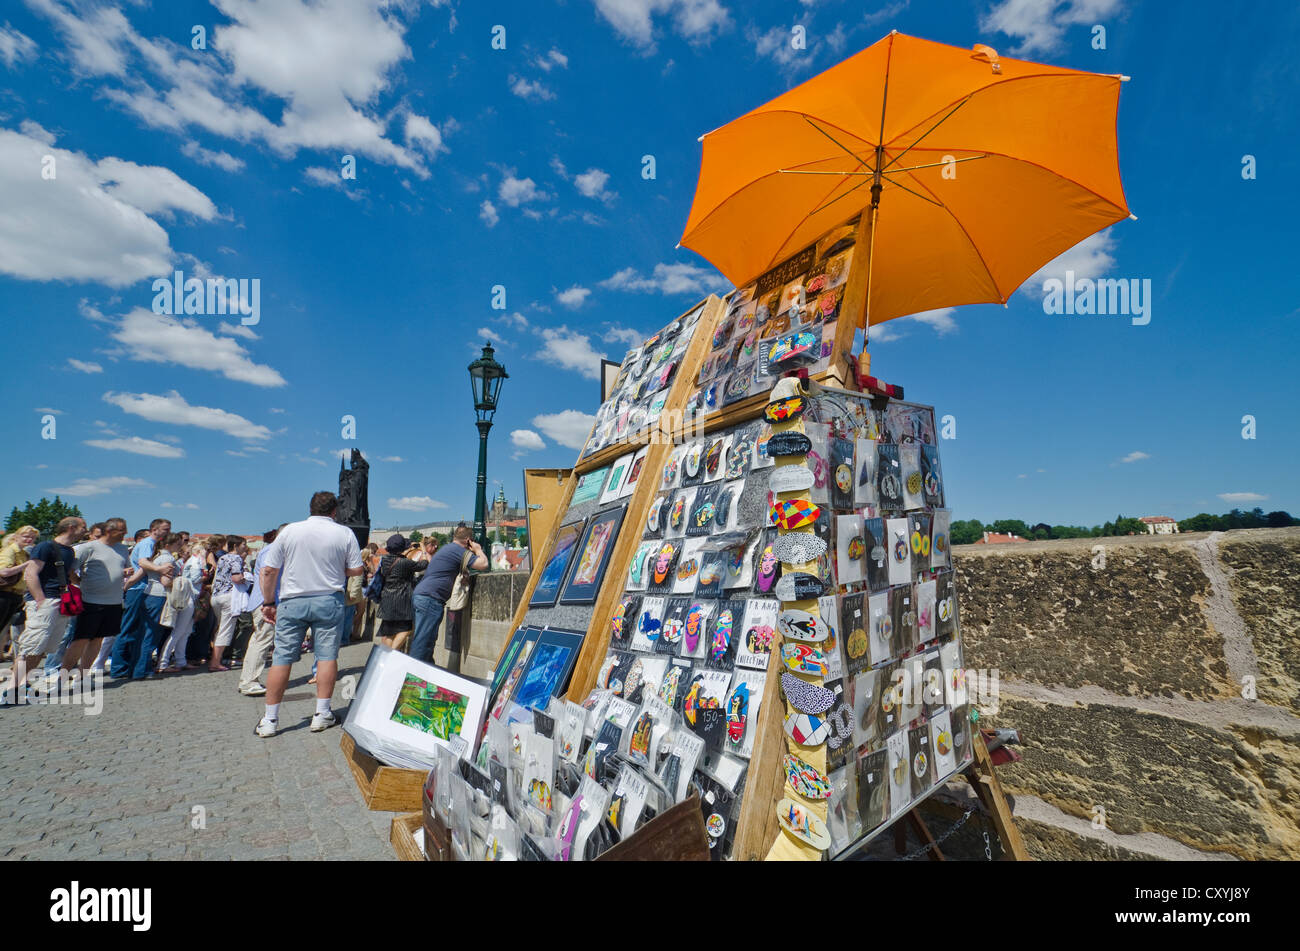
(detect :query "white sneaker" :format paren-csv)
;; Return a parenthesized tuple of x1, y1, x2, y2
(240, 683, 267, 696)
(310, 711, 337, 732)
(254, 716, 278, 738)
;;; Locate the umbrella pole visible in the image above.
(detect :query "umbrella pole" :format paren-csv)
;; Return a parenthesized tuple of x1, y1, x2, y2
(861, 144, 884, 363)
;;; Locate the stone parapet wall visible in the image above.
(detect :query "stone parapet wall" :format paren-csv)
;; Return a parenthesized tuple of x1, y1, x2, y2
(455, 533, 1300, 859)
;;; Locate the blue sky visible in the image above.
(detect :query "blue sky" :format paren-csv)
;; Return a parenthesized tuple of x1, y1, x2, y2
(1, 0, 1296, 534)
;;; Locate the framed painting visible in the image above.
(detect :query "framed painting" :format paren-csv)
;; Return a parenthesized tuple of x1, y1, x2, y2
(529, 518, 586, 608)
(571, 467, 609, 506)
(509, 627, 586, 711)
(345, 646, 488, 765)
(600, 452, 635, 504)
(490, 625, 543, 700)
(560, 505, 627, 604)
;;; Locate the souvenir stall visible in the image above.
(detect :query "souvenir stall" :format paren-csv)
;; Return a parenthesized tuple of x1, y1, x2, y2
(406, 31, 1129, 862)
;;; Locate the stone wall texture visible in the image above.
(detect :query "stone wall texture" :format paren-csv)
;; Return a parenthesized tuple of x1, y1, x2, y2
(463, 529, 1300, 859)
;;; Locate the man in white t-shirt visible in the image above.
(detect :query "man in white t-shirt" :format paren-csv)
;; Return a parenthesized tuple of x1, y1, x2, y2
(255, 492, 363, 737)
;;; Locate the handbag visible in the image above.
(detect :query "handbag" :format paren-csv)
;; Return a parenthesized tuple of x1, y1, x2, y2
(55, 552, 84, 616)
(446, 550, 474, 611)
(364, 561, 386, 602)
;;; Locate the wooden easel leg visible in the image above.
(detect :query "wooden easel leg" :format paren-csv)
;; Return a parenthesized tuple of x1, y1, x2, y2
(906, 810, 945, 861)
(894, 820, 907, 855)
(965, 733, 1029, 861)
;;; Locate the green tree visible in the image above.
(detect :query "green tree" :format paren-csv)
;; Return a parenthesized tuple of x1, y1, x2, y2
(4, 497, 83, 539)
(1265, 511, 1295, 528)
(408, 529, 423, 543)
(949, 519, 983, 545)
(990, 519, 1031, 539)
(1114, 516, 1146, 536)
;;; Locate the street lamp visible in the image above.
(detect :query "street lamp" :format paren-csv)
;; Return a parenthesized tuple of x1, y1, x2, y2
(468, 343, 508, 564)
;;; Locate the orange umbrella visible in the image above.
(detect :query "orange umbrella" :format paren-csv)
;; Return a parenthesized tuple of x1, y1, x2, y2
(680, 31, 1132, 331)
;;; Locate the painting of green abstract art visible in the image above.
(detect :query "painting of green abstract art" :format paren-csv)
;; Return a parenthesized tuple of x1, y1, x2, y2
(390, 673, 469, 739)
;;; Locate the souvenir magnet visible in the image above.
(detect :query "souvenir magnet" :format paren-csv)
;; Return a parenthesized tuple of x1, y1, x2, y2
(764, 397, 804, 423)
(769, 465, 815, 494)
(777, 798, 832, 851)
(771, 498, 820, 530)
(774, 572, 826, 602)
(778, 609, 829, 643)
(726, 682, 749, 744)
(781, 642, 829, 677)
(780, 671, 836, 714)
(783, 711, 831, 746)
(767, 431, 811, 457)
(772, 531, 827, 565)
(710, 607, 734, 662)
(783, 752, 833, 800)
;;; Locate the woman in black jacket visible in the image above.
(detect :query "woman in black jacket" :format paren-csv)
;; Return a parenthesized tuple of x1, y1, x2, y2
(376, 534, 427, 652)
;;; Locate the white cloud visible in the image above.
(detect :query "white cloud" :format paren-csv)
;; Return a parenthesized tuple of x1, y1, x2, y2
(479, 327, 506, 345)
(533, 409, 597, 449)
(499, 174, 545, 207)
(104, 390, 272, 441)
(594, 0, 730, 50)
(379, 455, 403, 463)
(44, 475, 153, 498)
(600, 262, 728, 296)
(555, 285, 591, 309)
(388, 496, 448, 512)
(511, 429, 546, 451)
(218, 321, 260, 340)
(160, 501, 200, 509)
(538, 326, 607, 379)
(68, 358, 103, 374)
(574, 167, 615, 202)
(0, 25, 37, 67)
(404, 113, 446, 159)
(32, 0, 446, 176)
(84, 435, 186, 459)
(180, 140, 246, 172)
(1218, 492, 1268, 504)
(509, 75, 555, 101)
(536, 48, 568, 70)
(498, 311, 530, 330)
(1025, 230, 1118, 296)
(0, 126, 216, 287)
(603, 325, 645, 347)
(112, 308, 286, 387)
(479, 199, 499, 228)
(34, 407, 62, 415)
(869, 307, 959, 343)
(1118, 451, 1150, 464)
(981, 0, 1126, 55)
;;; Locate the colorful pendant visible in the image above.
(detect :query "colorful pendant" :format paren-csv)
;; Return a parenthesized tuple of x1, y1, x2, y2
(780, 671, 835, 714)
(765, 396, 804, 423)
(783, 711, 830, 746)
(778, 609, 829, 643)
(726, 682, 749, 744)
(781, 642, 829, 677)
(772, 531, 827, 564)
(710, 608, 734, 662)
(777, 797, 831, 851)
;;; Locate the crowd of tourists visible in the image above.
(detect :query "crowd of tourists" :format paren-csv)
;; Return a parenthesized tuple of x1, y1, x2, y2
(0, 490, 487, 737)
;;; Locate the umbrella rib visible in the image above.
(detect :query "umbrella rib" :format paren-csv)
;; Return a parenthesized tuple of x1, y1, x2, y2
(809, 174, 873, 216)
(879, 173, 945, 207)
(889, 167, 1007, 300)
(802, 116, 876, 173)
(889, 154, 988, 174)
(882, 97, 971, 172)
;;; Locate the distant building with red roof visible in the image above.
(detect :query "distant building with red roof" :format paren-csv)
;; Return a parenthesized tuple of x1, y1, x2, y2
(974, 531, 1030, 545)
(1139, 516, 1180, 535)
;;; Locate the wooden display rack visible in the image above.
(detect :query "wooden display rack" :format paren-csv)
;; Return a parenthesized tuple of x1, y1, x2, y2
(486, 212, 1025, 861)
(390, 812, 426, 861)
(340, 731, 427, 813)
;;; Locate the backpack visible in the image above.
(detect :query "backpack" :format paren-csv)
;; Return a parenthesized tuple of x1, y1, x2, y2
(364, 562, 385, 602)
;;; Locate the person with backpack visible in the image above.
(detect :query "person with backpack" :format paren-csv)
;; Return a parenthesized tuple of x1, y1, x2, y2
(369, 534, 427, 652)
(410, 524, 488, 668)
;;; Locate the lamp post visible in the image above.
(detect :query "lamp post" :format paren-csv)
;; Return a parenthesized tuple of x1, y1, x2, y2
(468, 343, 508, 566)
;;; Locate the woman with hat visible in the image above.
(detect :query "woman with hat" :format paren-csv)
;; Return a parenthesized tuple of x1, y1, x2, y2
(375, 533, 427, 653)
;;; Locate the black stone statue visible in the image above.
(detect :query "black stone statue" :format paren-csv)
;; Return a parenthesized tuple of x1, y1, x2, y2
(338, 449, 370, 549)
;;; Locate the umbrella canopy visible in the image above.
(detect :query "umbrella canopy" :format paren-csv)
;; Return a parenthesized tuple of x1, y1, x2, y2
(681, 32, 1132, 329)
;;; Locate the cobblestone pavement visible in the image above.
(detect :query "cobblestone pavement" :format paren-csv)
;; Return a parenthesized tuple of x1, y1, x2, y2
(0, 640, 397, 860)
